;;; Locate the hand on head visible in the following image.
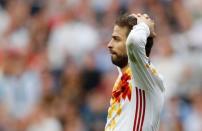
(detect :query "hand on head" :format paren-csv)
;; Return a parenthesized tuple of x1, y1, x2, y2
(130, 13, 156, 37)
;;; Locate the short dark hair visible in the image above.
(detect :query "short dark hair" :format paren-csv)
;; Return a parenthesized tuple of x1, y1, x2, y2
(115, 14, 154, 57)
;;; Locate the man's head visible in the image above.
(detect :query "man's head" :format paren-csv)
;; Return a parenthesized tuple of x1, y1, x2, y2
(108, 14, 154, 68)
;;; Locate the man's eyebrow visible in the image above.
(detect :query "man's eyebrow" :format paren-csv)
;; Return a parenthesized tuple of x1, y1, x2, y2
(112, 35, 121, 40)
(112, 34, 119, 38)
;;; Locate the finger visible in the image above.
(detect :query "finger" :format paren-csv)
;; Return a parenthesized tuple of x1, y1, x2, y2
(143, 14, 148, 17)
(137, 13, 141, 17)
(130, 13, 138, 18)
(152, 32, 157, 37)
(143, 14, 149, 19)
(133, 14, 138, 18)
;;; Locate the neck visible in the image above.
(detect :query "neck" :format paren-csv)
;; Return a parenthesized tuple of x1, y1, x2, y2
(121, 64, 129, 74)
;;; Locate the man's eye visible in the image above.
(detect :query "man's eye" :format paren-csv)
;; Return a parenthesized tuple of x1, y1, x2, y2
(113, 36, 120, 41)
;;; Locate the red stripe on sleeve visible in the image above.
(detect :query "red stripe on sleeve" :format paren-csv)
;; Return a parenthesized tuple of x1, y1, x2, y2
(140, 90, 146, 131)
(133, 87, 139, 131)
(136, 89, 143, 131)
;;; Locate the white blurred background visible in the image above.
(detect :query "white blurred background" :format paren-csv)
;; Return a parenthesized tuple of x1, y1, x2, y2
(0, 0, 202, 131)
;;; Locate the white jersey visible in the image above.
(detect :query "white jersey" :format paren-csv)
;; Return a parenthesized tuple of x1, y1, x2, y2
(105, 23, 165, 131)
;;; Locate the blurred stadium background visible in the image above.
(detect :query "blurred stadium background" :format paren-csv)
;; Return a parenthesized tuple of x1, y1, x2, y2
(0, 0, 202, 131)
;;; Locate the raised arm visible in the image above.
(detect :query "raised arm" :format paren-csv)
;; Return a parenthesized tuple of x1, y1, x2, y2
(126, 14, 164, 92)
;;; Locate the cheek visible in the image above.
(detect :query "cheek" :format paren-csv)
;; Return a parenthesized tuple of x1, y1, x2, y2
(118, 42, 127, 55)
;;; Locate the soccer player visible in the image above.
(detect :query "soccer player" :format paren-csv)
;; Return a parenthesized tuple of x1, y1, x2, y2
(105, 13, 165, 131)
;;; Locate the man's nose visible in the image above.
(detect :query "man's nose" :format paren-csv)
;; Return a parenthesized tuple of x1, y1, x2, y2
(107, 40, 113, 49)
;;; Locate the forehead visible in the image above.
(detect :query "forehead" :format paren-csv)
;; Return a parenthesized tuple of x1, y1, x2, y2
(112, 25, 128, 37)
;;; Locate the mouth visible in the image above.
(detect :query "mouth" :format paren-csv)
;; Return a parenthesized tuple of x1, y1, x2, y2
(109, 50, 117, 55)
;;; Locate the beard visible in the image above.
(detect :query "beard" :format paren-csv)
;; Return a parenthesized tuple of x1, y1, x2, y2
(111, 53, 128, 68)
